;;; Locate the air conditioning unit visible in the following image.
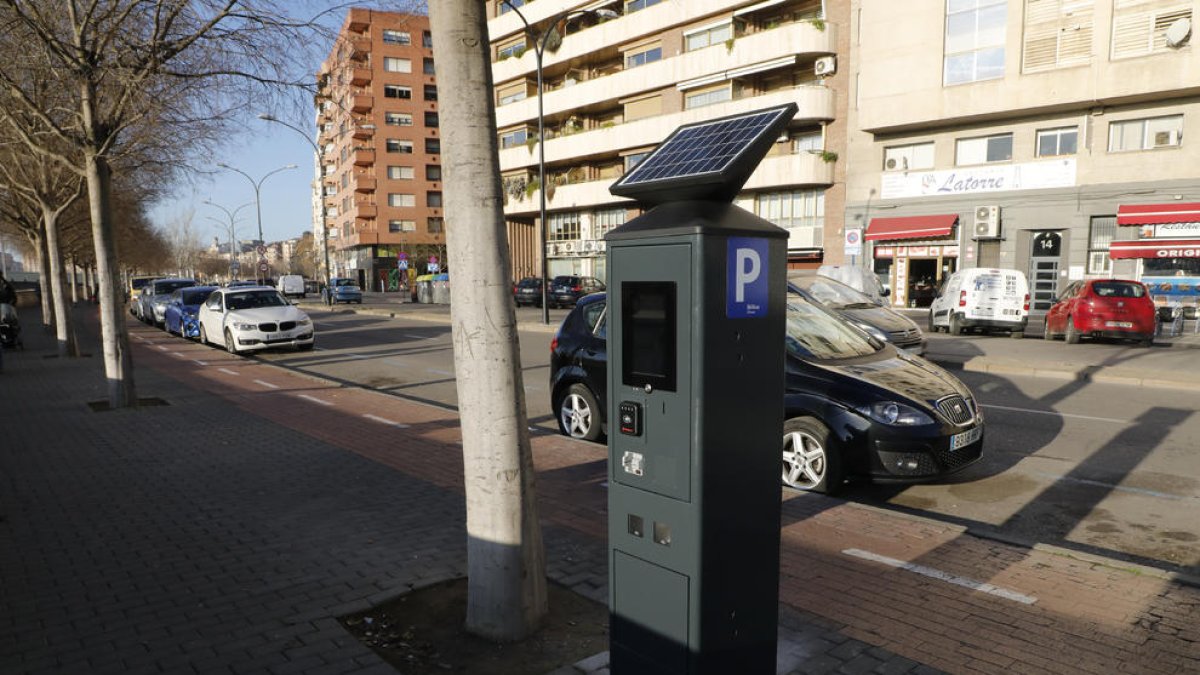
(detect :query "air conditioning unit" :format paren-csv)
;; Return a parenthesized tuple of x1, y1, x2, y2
(814, 56, 837, 77)
(884, 157, 909, 171)
(973, 205, 1001, 239)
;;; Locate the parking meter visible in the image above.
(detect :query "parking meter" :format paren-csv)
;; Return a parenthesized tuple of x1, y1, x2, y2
(604, 104, 795, 674)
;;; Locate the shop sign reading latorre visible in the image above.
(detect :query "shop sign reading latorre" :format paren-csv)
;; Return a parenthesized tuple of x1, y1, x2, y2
(881, 158, 1076, 200)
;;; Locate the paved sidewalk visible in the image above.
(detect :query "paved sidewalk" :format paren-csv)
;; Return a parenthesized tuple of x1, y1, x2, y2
(3, 306, 1198, 674)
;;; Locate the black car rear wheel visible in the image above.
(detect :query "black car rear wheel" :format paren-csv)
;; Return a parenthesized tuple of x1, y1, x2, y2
(782, 417, 841, 494)
(558, 384, 602, 441)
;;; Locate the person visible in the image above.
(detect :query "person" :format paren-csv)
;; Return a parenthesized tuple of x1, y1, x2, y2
(0, 274, 16, 306)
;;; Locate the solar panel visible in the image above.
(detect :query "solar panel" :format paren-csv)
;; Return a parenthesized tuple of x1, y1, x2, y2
(610, 103, 798, 205)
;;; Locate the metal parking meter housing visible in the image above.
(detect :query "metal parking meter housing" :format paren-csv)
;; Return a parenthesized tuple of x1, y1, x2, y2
(604, 104, 795, 674)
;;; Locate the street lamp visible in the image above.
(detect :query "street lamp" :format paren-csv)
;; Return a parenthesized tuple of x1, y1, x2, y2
(217, 162, 298, 284)
(204, 200, 253, 282)
(501, 1, 619, 324)
(257, 113, 374, 303)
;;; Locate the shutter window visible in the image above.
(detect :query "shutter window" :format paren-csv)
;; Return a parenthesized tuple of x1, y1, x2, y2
(1112, 0, 1191, 59)
(1022, 0, 1094, 73)
(622, 94, 662, 121)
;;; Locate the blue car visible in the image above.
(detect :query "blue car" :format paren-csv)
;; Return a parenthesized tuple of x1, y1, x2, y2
(323, 278, 362, 305)
(164, 285, 218, 338)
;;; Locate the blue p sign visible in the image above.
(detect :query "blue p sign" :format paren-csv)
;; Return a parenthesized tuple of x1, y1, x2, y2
(727, 237, 769, 318)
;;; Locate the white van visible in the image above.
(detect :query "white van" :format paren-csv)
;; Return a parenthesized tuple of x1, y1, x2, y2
(929, 268, 1029, 337)
(816, 264, 889, 305)
(277, 274, 306, 299)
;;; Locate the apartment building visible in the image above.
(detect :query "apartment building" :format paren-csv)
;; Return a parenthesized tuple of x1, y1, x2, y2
(846, 0, 1199, 312)
(315, 9, 441, 292)
(487, 0, 849, 282)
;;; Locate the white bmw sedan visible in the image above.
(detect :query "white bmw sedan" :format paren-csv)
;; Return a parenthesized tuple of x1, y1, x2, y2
(197, 286, 314, 354)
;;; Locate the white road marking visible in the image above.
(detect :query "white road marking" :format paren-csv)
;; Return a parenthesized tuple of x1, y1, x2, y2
(253, 379, 280, 390)
(405, 334, 426, 340)
(314, 346, 328, 351)
(425, 368, 453, 376)
(296, 394, 333, 407)
(842, 548, 1038, 605)
(362, 413, 410, 428)
(346, 353, 368, 360)
(193, 360, 208, 366)
(218, 368, 239, 376)
(981, 403, 1126, 424)
(1031, 472, 1192, 501)
(156, 345, 170, 351)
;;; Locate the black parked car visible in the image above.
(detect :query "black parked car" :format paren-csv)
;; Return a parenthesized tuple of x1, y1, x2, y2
(513, 277, 547, 307)
(549, 291, 984, 494)
(547, 275, 605, 309)
(789, 273, 927, 355)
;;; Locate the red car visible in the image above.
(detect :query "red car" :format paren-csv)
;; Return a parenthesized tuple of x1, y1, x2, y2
(1043, 279, 1156, 346)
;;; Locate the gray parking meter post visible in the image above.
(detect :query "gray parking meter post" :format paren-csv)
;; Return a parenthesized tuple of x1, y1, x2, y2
(604, 104, 796, 674)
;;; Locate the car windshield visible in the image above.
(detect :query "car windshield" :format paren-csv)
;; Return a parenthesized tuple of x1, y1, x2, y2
(131, 278, 152, 291)
(785, 292, 880, 360)
(794, 276, 878, 309)
(518, 278, 542, 288)
(181, 288, 213, 305)
(552, 276, 579, 286)
(334, 279, 357, 288)
(1092, 281, 1145, 298)
(225, 290, 288, 310)
(155, 280, 194, 294)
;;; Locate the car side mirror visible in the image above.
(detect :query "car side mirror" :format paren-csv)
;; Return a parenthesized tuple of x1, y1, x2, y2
(881, 288, 890, 297)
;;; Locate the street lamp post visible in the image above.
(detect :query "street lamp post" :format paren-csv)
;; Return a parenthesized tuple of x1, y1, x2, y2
(501, 1, 618, 324)
(217, 162, 298, 284)
(257, 114, 374, 304)
(204, 200, 253, 282)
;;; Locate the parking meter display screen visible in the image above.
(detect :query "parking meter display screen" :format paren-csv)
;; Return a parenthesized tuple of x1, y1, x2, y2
(622, 282, 676, 392)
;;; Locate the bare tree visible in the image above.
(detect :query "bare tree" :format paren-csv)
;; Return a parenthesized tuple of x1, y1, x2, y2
(428, 1, 548, 641)
(163, 209, 203, 277)
(0, 190, 53, 325)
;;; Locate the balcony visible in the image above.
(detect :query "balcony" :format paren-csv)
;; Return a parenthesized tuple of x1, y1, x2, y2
(350, 67, 372, 86)
(355, 202, 378, 219)
(349, 36, 370, 61)
(352, 124, 374, 140)
(353, 148, 375, 166)
(350, 94, 373, 113)
(347, 8, 369, 32)
(745, 152, 835, 190)
(354, 177, 376, 193)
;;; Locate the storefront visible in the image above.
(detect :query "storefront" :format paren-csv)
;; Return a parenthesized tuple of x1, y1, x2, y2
(1112, 202, 1200, 312)
(865, 214, 960, 308)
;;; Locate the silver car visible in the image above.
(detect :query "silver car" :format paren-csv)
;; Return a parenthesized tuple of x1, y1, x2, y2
(138, 278, 197, 327)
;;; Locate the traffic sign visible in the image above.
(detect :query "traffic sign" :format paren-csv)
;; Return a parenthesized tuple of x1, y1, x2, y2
(429, 255, 438, 264)
(257, 245, 267, 255)
(844, 228, 863, 257)
(258, 262, 269, 273)
(398, 259, 409, 270)
(398, 251, 408, 260)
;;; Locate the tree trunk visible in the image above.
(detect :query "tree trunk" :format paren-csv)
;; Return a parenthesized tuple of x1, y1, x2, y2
(429, 1, 547, 642)
(42, 208, 78, 357)
(84, 149, 136, 407)
(34, 232, 52, 327)
(69, 258, 78, 304)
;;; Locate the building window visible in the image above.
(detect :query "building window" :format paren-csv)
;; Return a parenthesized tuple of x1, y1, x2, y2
(384, 57, 411, 73)
(625, 0, 661, 13)
(623, 151, 650, 172)
(384, 85, 412, 99)
(426, 165, 442, 181)
(382, 29, 410, 45)
(427, 216, 444, 233)
(424, 111, 439, 128)
(341, 172, 349, 188)
(1112, 1, 1192, 59)
(792, 131, 823, 153)
(497, 39, 526, 60)
(1022, 0, 1094, 72)
(1108, 115, 1183, 152)
(622, 94, 661, 121)
(423, 58, 435, 75)
(385, 112, 413, 126)
(755, 189, 824, 245)
(499, 0, 523, 14)
(387, 165, 414, 180)
(426, 138, 441, 154)
(1036, 126, 1078, 157)
(424, 84, 438, 101)
(944, 0, 1007, 85)
(388, 193, 415, 207)
(955, 133, 1013, 165)
(684, 83, 732, 110)
(593, 208, 625, 239)
(386, 139, 414, 154)
(883, 142, 935, 171)
(427, 191, 443, 208)
(549, 212, 581, 241)
(423, 31, 433, 48)
(389, 219, 416, 233)
(624, 44, 662, 68)
(498, 81, 528, 105)
(500, 128, 529, 149)
(684, 21, 733, 52)
(1087, 215, 1116, 274)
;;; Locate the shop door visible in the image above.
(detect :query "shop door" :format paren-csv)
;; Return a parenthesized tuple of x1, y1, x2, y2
(1029, 231, 1062, 313)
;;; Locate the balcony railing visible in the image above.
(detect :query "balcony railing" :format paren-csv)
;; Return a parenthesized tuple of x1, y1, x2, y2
(350, 67, 372, 86)
(353, 148, 375, 166)
(350, 94, 373, 113)
(355, 177, 377, 193)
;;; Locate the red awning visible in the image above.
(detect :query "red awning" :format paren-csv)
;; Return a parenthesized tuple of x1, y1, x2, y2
(865, 214, 958, 241)
(1109, 239, 1200, 259)
(1116, 202, 1200, 226)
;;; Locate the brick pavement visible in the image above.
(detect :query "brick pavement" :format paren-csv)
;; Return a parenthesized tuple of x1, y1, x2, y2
(3, 306, 1199, 674)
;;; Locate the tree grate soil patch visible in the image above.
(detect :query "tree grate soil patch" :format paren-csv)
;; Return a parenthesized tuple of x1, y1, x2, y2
(340, 577, 608, 675)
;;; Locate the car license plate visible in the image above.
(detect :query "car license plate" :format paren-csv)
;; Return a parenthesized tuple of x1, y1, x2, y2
(1105, 321, 1133, 328)
(950, 425, 982, 450)
(266, 333, 285, 341)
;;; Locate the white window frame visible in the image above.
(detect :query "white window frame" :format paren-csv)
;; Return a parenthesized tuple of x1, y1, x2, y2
(387, 193, 415, 208)
(883, 142, 935, 171)
(500, 128, 529, 149)
(955, 133, 1014, 165)
(684, 20, 734, 52)
(382, 29, 410, 45)
(383, 57, 411, 73)
(389, 219, 416, 233)
(1035, 126, 1078, 157)
(1111, 1, 1192, 59)
(385, 139, 414, 154)
(684, 83, 732, 110)
(1108, 115, 1184, 152)
(385, 112, 413, 126)
(383, 85, 412, 99)
(944, 0, 1007, 85)
(387, 165, 414, 180)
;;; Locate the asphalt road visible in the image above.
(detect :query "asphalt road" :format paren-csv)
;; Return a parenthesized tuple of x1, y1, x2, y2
(250, 309, 1200, 576)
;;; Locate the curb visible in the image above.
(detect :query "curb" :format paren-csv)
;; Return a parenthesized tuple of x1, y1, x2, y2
(927, 356, 1200, 392)
(297, 301, 561, 334)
